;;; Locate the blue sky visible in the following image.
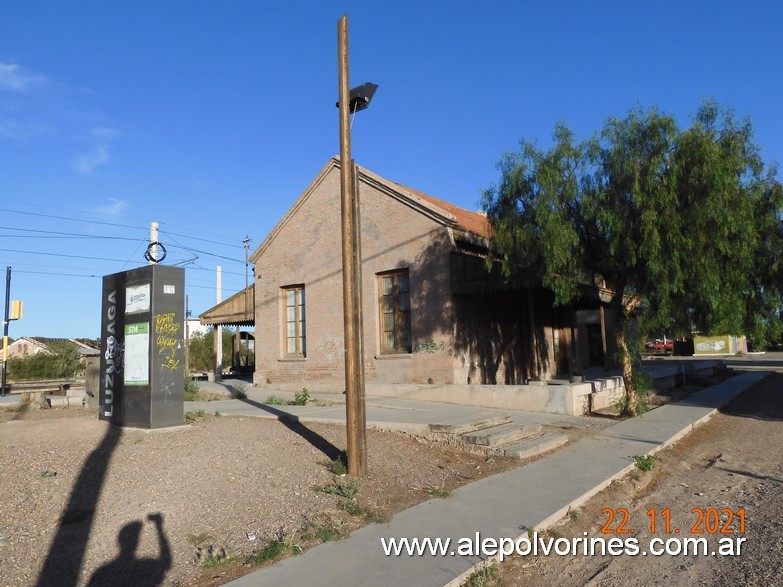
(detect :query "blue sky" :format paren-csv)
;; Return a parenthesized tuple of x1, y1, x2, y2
(1, 1, 781, 338)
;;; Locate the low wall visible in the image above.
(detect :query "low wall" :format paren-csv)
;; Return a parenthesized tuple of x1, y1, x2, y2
(363, 378, 625, 416)
(262, 361, 724, 416)
(363, 361, 724, 415)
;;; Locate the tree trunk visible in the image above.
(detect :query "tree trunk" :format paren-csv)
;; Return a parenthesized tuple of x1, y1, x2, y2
(611, 290, 643, 416)
(614, 318, 637, 415)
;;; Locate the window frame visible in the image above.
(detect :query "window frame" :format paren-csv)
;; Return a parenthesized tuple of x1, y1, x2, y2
(282, 285, 306, 358)
(378, 269, 412, 354)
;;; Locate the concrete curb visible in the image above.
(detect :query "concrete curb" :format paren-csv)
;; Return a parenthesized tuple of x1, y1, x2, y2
(442, 370, 769, 587)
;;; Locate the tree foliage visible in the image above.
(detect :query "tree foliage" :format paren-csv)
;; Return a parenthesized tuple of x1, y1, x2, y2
(187, 327, 235, 372)
(483, 102, 782, 413)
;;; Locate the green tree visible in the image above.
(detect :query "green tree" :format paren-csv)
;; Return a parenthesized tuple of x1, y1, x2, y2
(187, 327, 234, 372)
(483, 102, 781, 414)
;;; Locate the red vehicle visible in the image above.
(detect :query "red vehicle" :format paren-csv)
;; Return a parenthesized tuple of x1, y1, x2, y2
(645, 339, 673, 352)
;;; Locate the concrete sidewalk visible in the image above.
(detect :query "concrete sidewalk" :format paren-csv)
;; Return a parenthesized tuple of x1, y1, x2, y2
(222, 371, 768, 587)
(187, 381, 600, 434)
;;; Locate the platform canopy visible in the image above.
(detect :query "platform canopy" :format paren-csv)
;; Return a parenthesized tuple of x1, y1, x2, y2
(199, 285, 255, 327)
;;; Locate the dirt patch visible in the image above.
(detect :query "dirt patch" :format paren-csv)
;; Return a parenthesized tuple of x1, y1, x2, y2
(495, 371, 783, 587)
(0, 406, 518, 586)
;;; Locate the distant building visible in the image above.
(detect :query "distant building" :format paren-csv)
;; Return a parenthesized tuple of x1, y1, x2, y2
(6, 336, 100, 360)
(185, 319, 210, 341)
(6, 337, 48, 358)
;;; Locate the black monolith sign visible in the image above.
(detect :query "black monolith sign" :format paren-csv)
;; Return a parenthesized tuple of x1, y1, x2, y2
(99, 265, 185, 428)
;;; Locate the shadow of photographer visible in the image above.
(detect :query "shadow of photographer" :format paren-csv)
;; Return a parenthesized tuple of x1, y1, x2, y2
(87, 513, 171, 587)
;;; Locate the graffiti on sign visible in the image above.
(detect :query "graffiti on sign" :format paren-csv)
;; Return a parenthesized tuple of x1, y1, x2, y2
(154, 313, 182, 371)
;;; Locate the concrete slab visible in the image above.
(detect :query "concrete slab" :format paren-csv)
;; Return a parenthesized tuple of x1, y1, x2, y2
(429, 415, 510, 435)
(501, 431, 568, 459)
(461, 423, 541, 447)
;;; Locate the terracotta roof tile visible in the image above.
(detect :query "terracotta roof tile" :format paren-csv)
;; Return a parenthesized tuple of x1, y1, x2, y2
(393, 183, 490, 238)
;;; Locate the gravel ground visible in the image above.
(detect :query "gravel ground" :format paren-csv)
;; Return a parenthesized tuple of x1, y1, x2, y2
(0, 404, 518, 586)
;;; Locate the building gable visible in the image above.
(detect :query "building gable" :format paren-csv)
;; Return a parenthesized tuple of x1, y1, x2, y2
(249, 158, 488, 265)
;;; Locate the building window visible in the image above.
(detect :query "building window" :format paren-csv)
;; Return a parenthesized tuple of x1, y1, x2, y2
(379, 270, 411, 353)
(283, 286, 306, 357)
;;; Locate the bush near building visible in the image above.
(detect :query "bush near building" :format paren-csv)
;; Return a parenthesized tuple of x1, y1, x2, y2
(7, 341, 82, 380)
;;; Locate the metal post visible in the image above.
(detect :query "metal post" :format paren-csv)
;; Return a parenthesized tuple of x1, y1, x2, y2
(239, 236, 251, 372)
(185, 295, 190, 374)
(149, 221, 159, 265)
(244, 236, 251, 291)
(215, 266, 223, 381)
(1, 267, 10, 396)
(338, 14, 367, 477)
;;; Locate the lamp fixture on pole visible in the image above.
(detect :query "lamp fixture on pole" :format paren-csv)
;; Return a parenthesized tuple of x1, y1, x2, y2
(336, 82, 379, 113)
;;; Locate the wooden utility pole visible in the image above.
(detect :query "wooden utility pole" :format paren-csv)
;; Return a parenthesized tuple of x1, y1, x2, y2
(338, 14, 367, 477)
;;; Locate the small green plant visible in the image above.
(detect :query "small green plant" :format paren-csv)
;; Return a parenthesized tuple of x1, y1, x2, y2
(320, 476, 361, 499)
(325, 455, 347, 476)
(548, 529, 563, 539)
(245, 540, 286, 565)
(426, 483, 451, 498)
(314, 523, 342, 542)
(629, 470, 641, 481)
(197, 546, 233, 569)
(462, 562, 503, 587)
(338, 499, 368, 517)
(568, 508, 579, 521)
(279, 530, 303, 554)
(291, 387, 310, 405)
(633, 454, 659, 472)
(265, 394, 286, 405)
(526, 526, 536, 539)
(183, 379, 201, 401)
(334, 499, 389, 523)
(230, 384, 248, 400)
(214, 410, 221, 417)
(301, 516, 342, 543)
(245, 531, 302, 566)
(39, 470, 57, 478)
(366, 508, 391, 524)
(184, 410, 206, 424)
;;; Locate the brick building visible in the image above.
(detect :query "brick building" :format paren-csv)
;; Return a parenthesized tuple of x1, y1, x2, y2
(6, 337, 100, 360)
(198, 158, 616, 387)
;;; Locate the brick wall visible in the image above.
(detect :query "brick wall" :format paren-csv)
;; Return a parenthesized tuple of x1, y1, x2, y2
(253, 164, 458, 386)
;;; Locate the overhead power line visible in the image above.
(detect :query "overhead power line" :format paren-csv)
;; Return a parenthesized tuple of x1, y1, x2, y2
(0, 207, 146, 231)
(0, 207, 245, 249)
(0, 247, 148, 264)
